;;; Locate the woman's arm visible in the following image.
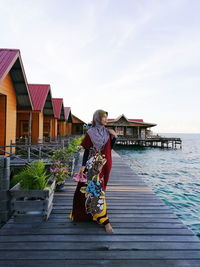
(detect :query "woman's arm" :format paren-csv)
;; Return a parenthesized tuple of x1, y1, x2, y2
(110, 137, 117, 149)
(82, 148, 90, 166)
(77, 148, 89, 176)
(107, 129, 118, 139)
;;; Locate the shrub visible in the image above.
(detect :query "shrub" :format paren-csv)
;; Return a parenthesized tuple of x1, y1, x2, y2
(11, 161, 49, 190)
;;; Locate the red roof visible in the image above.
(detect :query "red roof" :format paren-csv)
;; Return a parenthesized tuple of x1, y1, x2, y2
(64, 107, 71, 120)
(28, 84, 50, 111)
(52, 98, 63, 119)
(0, 49, 19, 81)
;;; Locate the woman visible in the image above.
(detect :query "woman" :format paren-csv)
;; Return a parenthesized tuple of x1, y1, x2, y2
(69, 109, 117, 233)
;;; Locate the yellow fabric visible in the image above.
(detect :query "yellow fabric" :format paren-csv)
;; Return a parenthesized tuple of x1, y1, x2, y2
(92, 199, 109, 224)
(68, 203, 109, 225)
(68, 210, 73, 220)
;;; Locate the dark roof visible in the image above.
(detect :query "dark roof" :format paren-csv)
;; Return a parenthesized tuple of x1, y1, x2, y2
(0, 48, 32, 110)
(52, 98, 65, 120)
(64, 107, 72, 122)
(106, 114, 156, 127)
(107, 118, 144, 122)
(28, 84, 54, 116)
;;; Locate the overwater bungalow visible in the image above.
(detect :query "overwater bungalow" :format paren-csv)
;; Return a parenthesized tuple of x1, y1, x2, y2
(0, 49, 33, 155)
(52, 98, 66, 138)
(71, 114, 86, 135)
(17, 84, 55, 143)
(105, 114, 157, 139)
(64, 107, 73, 135)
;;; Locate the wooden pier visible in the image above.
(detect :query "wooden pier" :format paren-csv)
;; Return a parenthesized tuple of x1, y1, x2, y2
(116, 136, 182, 149)
(0, 150, 200, 266)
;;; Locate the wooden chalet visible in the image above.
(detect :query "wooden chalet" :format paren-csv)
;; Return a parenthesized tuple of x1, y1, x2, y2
(0, 49, 33, 155)
(52, 98, 66, 138)
(64, 107, 73, 135)
(17, 84, 55, 143)
(88, 114, 156, 139)
(71, 114, 85, 135)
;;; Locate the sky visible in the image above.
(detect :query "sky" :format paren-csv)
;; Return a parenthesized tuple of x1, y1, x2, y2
(1, 0, 200, 133)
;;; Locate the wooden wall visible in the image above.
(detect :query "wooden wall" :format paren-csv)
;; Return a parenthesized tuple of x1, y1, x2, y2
(57, 121, 66, 137)
(17, 112, 44, 144)
(44, 116, 53, 138)
(66, 122, 72, 135)
(51, 118, 57, 139)
(32, 112, 43, 143)
(0, 74, 17, 155)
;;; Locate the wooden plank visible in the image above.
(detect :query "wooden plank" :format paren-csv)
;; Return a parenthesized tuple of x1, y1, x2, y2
(1, 250, 200, 260)
(0, 260, 199, 267)
(1, 241, 200, 250)
(0, 228, 194, 236)
(2, 222, 188, 229)
(0, 235, 198, 242)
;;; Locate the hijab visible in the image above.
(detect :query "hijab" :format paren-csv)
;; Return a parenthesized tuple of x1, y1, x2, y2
(87, 109, 110, 150)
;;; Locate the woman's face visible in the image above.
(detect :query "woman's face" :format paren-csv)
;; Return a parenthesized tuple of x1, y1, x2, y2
(100, 113, 108, 125)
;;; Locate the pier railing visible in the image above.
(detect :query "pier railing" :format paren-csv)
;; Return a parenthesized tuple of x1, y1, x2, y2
(116, 135, 182, 149)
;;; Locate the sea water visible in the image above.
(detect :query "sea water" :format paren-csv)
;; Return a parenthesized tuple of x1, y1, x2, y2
(115, 133, 200, 238)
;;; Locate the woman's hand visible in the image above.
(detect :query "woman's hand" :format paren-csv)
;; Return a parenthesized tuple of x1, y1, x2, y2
(77, 166, 86, 177)
(107, 129, 118, 138)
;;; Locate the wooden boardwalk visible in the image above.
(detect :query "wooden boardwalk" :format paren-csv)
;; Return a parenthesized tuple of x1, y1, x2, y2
(0, 150, 200, 266)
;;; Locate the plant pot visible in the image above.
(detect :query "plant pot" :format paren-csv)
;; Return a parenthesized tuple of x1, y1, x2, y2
(10, 180, 56, 223)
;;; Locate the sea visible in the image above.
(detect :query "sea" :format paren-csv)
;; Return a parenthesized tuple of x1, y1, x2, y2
(115, 133, 200, 238)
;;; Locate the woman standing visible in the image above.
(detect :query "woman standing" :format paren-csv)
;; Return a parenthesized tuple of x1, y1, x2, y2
(69, 109, 117, 233)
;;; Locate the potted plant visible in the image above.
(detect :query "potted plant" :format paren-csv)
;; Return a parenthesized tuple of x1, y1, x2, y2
(49, 136, 83, 179)
(50, 161, 69, 191)
(10, 160, 56, 222)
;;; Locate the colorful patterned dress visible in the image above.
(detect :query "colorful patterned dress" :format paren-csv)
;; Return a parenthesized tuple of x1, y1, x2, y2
(69, 132, 116, 225)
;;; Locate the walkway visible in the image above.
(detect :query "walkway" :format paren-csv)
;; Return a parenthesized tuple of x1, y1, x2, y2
(0, 150, 200, 266)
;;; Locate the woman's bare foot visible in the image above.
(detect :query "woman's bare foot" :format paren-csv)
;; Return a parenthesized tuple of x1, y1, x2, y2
(104, 223, 114, 233)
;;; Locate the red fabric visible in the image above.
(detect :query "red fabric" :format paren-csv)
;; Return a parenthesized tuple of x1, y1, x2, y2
(80, 132, 93, 150)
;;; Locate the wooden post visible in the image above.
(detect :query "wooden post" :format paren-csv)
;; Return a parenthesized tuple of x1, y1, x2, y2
(28, 112, 32, 145)
(0, 156, 11, 225)
(10, 140, 13, 155)
(137, 127, 140, 139)
(28, 146, 31, 162)
(61, 139, 64, 149)
(39, 145, 42, 159)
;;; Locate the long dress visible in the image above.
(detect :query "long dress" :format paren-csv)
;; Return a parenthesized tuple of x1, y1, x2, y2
(69, 132, 115, 225)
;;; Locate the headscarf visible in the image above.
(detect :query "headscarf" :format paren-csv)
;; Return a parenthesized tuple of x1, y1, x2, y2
(87, 109, 110, 150)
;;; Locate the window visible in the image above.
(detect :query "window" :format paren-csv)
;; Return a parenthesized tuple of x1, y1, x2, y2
(115, 126, 124, 135)
(126, 127, 133, 135)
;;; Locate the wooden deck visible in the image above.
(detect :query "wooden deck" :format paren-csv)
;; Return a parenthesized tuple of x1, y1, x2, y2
(0, 150, 200, 266)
